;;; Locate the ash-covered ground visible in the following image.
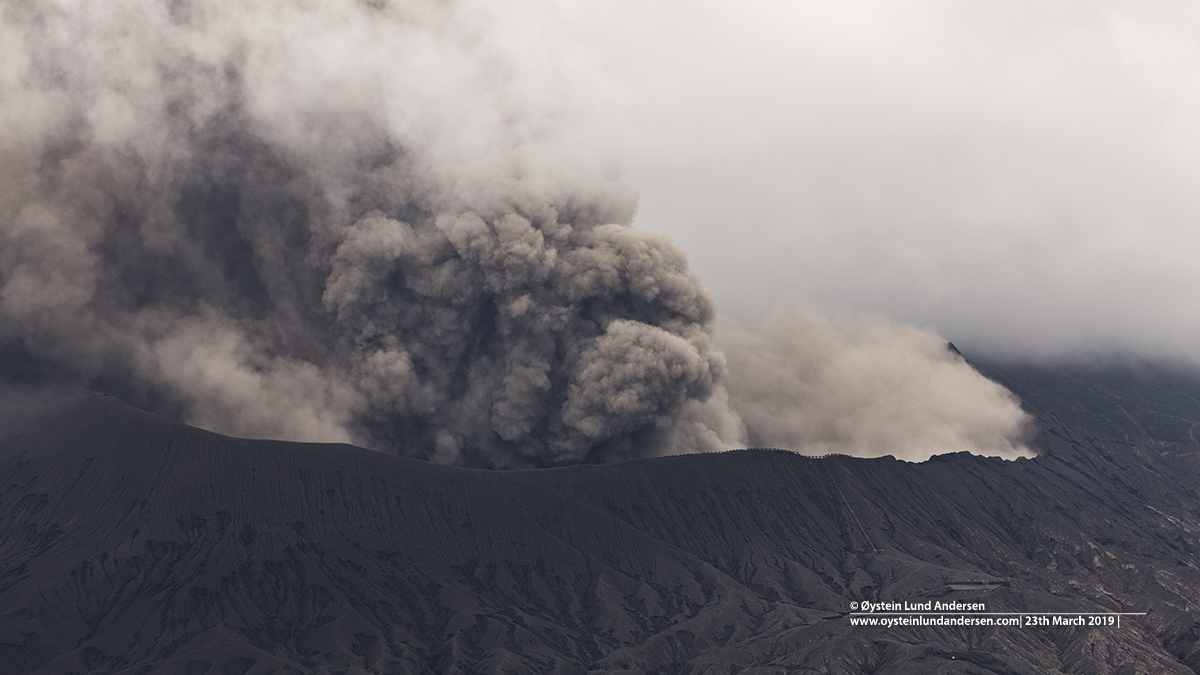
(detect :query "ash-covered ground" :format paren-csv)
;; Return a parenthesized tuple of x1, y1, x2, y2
(3, 361, 1200, 674)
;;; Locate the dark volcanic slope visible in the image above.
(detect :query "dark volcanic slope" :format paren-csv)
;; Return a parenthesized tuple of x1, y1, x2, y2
(978, 359, 1200, 453)
(5, 387, 1200, 674)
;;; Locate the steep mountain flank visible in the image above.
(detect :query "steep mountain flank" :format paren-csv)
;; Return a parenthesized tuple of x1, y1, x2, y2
(4, 368, 1200, 674)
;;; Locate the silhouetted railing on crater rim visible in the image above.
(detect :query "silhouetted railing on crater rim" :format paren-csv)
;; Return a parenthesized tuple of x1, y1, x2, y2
(726, 448, 846, 460)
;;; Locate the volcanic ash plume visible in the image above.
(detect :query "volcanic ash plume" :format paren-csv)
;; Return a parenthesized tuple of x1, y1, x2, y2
(717, 307, 1033, 462)
(0, 0, 1030, 466)
(0, 0, 736, 467)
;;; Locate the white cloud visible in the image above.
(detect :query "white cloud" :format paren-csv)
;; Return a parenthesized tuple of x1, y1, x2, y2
(557, 0, 1200, 362)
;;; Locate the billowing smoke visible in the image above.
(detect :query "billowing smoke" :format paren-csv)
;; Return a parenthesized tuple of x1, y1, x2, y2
(0, 0, 733, 466)
(718, 307, 1032, 461)
(0, 0, 1030, 466)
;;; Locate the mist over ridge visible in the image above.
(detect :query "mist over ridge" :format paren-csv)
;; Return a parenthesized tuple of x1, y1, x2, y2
(0, 0, 1031, 466)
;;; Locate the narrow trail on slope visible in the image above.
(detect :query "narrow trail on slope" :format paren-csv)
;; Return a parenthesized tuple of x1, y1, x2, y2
(821, 459, 879, 553)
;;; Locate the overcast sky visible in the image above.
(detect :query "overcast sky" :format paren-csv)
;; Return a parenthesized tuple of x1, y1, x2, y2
(521, 0, 1200, 364)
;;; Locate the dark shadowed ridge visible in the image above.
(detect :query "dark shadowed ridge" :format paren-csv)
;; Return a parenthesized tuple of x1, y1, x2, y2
(976, 358, 1200, 453)
(5, 364, 1200, 674)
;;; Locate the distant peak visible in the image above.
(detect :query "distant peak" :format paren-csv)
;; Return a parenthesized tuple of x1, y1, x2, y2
(946, 342, 967, 362)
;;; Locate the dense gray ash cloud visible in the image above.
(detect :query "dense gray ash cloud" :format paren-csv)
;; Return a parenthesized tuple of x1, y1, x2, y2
(0, 0, 1030, 466)
(718, 307, 1032, 461)
(0, 0, 733, 466)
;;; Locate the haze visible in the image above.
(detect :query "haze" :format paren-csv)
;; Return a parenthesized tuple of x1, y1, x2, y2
(552, 0, 1200, 363)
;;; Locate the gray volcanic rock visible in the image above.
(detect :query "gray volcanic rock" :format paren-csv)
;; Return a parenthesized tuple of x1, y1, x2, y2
(977, 359, 1200, 453)
(4, 368, 1200, 673)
